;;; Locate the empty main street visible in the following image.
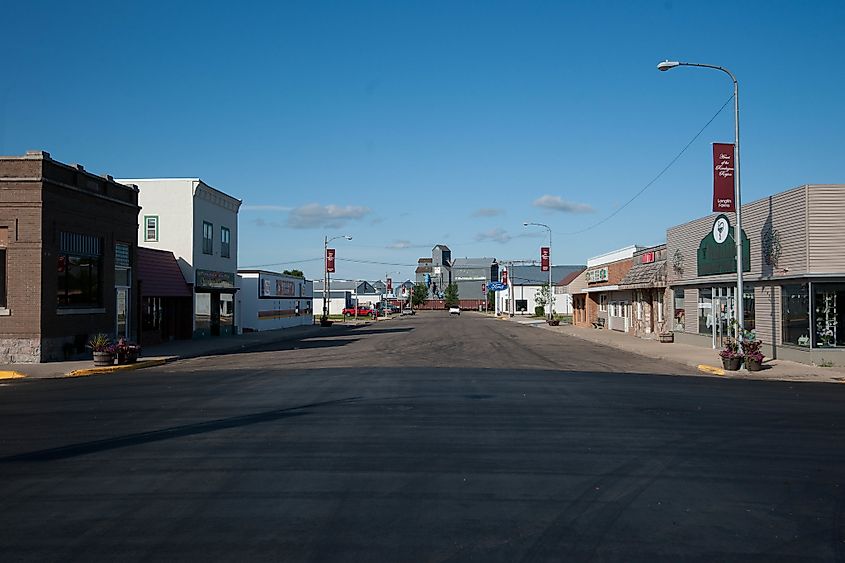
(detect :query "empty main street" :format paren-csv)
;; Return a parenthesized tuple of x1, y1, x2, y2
(1, 312, 844, 562)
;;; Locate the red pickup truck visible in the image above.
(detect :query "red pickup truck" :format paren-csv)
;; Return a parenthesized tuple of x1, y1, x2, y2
(342, 306, 377, 318)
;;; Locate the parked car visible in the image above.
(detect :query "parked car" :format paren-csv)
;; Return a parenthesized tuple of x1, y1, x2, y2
(401, 307, 415, 316)
(449, 306, 460, 316)
(377, 303, 401, 315)
(342, 306, 377, 318)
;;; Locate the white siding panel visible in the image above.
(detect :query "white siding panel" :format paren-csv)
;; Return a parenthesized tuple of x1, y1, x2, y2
(808, 185, 845, 272)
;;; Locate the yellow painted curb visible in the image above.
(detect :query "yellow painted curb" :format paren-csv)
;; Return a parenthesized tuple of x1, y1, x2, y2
(66, 358, 168, 378)
(0, 370, 26, 380)
(698, 364, 726, 376)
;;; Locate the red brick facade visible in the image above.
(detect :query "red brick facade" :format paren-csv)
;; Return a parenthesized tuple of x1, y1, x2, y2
(572, 258, 634, 329)
(0, 151, 140, 362)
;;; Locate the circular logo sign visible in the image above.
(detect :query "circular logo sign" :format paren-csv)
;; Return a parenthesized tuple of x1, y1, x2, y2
(712, 216, 730, 244)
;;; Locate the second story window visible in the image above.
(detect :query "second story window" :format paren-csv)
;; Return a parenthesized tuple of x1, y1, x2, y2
(221, 226, 231, 258)
(144, 216, 159, 242)
(202, 221, 213, 255)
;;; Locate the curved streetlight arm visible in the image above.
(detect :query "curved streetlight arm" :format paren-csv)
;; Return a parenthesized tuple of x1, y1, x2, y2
(523, 222, 554, 319)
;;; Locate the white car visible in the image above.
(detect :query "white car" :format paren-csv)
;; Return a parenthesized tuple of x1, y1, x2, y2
(449, 306, 460, 315)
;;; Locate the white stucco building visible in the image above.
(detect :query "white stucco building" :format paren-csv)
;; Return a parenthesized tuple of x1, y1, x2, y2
(497, 265, 586, 316)
(236, 271, 313, 331)
(118, 178, 241, 338)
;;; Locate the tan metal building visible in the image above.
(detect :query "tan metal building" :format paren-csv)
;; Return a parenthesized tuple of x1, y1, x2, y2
(667, 184, 845, 365)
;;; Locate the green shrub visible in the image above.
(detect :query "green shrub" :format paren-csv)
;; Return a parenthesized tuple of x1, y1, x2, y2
(534, 306, 545, 317)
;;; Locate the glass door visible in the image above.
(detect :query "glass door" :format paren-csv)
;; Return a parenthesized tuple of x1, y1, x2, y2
(115, 288, 129, 340)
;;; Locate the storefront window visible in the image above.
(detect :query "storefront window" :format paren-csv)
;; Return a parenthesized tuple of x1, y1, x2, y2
(143, 297, 162, 331)
(599, 294, 608, 312)
(220, 293, 234, 328)
(698, 288, 712, 334)
(58, 255, 101, 307)
(782, 284, 810, 347)
(195, 292, 211, 334)
(813, 283, 845, 347)
(673, 288, 684, 332)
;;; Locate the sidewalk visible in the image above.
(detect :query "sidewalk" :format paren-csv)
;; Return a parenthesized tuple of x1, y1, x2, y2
(0, 323, 359, 381)
(499, 316, 845, 384)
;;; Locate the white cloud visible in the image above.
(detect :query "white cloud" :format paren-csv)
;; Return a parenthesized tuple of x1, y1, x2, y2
(475, 227, 512, 244)
(532, 195, 594, 214)
(241, 204, 293, 212)
(386, 240, 413, 249)
(471, 208, 505, 218)
(287, 203, 372, 229)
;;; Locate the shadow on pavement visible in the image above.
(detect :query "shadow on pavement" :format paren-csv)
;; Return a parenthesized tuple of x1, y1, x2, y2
(0, 396, 362, 462)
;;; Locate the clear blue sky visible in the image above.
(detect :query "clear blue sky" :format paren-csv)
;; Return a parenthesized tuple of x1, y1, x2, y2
(3, 1, 843, 282)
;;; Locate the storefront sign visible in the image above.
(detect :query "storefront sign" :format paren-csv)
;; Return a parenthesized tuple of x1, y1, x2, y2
(326, 248, 336, 273)
(713, 143, 736, 212)
(261, 276, 296, 297)
(196, 269, 235, 289)
(541, 247, 550, 272)
(697, 215, 750, 276)
(641, 251, 655, 264)
(586, 267, 609, 284)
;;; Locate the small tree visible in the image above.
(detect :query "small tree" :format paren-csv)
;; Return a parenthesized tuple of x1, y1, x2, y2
(444, 283, 459, 307)
(534, 283, 552, 317)
(283, 269, 304, 278)
(486, 289, 494, 312)
(412, 282, 428, 307)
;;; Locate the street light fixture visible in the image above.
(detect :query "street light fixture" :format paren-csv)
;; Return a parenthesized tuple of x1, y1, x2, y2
(322, 234, 352, 323)
(657, 59, 744, 339)
(523, 222, 553, 320)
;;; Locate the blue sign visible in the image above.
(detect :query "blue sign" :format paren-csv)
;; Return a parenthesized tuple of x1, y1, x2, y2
(487, 281, 508, 292)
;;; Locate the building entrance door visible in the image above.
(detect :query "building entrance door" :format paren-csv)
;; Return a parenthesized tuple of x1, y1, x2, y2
(116, 288, 129, 340)
(210, 291, 221, 336)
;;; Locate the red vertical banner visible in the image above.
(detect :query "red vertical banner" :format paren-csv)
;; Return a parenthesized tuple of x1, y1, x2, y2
(502, 269, 508, 285)
(541, 247, 550, 272)
(386, 278, 393, 292)
(326, 248, 336, 273)
(713, 142, 736, 212)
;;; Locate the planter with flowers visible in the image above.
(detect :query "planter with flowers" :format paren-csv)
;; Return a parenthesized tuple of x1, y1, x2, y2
(88, 333, 114, 367)
(114, 337, 141, 364)
(719, 336, 743, 371)
(741, 333, 765, 372)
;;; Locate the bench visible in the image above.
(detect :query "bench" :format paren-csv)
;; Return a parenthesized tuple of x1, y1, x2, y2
(591, 318, 606, 329)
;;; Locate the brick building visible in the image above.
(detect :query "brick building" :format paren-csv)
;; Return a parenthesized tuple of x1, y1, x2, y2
(0, 151, 140, 362)
(572, 245, 640, 331)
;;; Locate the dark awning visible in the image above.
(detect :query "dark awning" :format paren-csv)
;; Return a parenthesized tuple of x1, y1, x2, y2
(137, 247, 192, 298)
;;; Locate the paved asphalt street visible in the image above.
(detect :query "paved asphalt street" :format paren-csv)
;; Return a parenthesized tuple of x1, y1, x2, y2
(1, 312, 844, 562)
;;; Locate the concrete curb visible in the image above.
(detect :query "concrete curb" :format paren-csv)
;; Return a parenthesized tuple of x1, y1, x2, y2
(66, 358, 172, 378)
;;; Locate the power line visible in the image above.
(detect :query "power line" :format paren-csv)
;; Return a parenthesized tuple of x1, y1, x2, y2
(239, 256, 323, 269)
(561, 94, 735, 236)
(336, 257, 418, 267)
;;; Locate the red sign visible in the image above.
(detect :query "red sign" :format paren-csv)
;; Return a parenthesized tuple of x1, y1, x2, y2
(713, 142, 736, 212)
(482, 283, 487, 293)
(326, 248, 336, 273)
(387, 278, 393, 292)
(501, 269, 508, 285)
(541, 247, 550, 272)
(642, 251, 655, 264)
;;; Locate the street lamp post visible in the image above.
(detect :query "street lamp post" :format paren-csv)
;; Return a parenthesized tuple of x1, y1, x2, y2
(322, 234, 352, 323)
(658, 60, 744, 339)
(524, 222, 553, 320)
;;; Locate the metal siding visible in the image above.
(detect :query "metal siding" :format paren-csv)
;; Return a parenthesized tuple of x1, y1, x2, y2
(808, 185, 845, 272)
(753, 284, 778, 346)
(667, 185, 809, 284)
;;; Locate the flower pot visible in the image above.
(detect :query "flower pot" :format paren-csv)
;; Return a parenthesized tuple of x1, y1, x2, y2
(547, 319, 560, 326)
(721, 357, 742, 371)
(92, 351, 114, 367)
(745, 357, 763, 371)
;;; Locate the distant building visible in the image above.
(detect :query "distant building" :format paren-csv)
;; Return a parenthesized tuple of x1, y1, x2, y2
(498, 265, 585, 315)
(313, 280, 381, 310)
(237, 270, 313, 331)
(451, 257, 498, 300)
(0, 151, 140, 362)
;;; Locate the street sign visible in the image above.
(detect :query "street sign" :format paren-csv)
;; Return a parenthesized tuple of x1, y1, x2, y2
(487, 281, 508, 292)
